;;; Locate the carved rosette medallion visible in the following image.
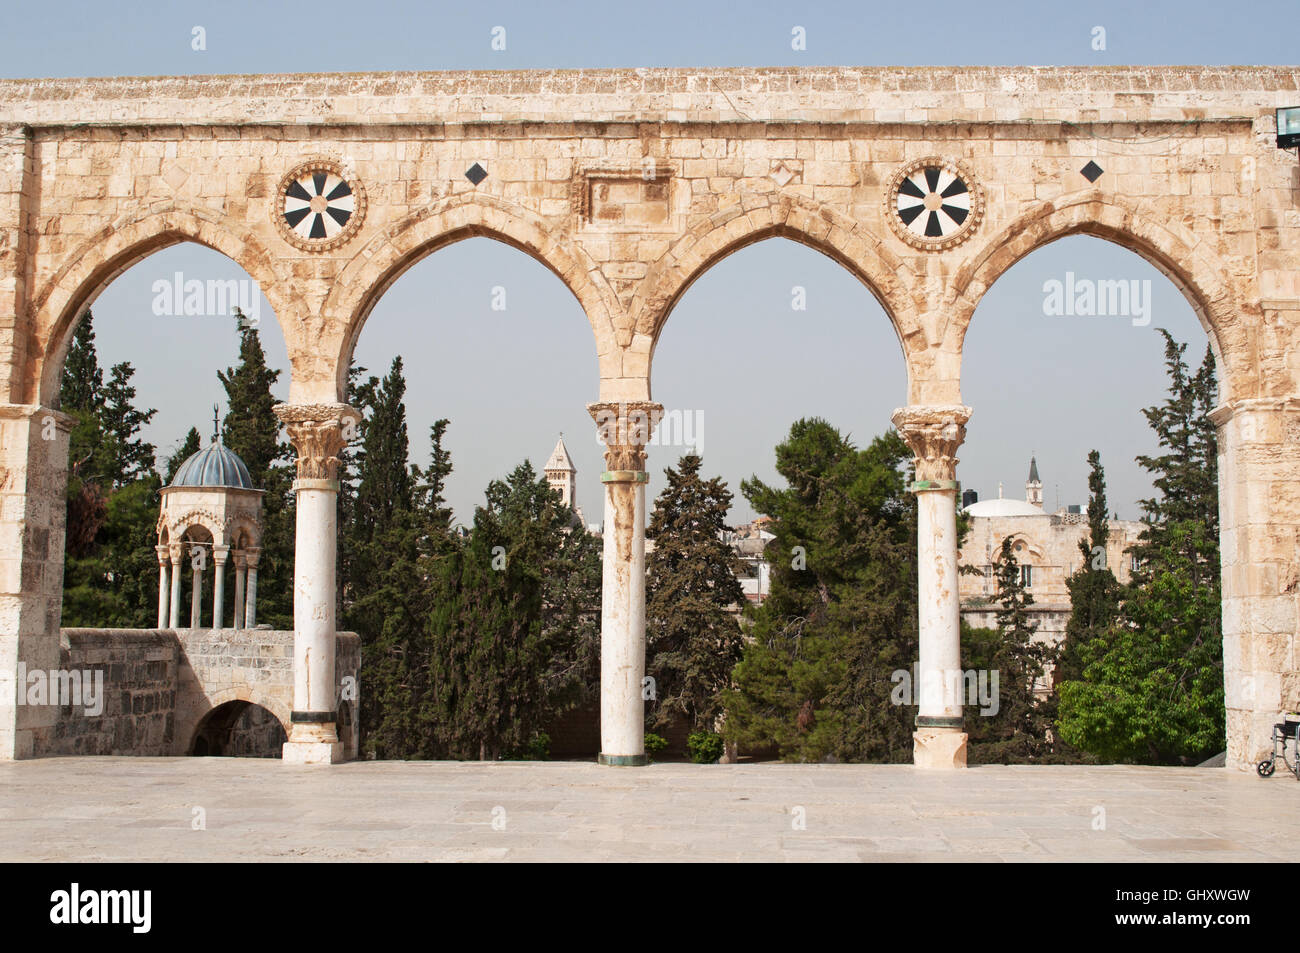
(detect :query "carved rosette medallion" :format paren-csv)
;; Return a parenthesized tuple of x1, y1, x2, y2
(273, 159, 367, 252)
(885, 157, 983, 252)
(273, 403, 362, 483)
(891, 405, 973, 486)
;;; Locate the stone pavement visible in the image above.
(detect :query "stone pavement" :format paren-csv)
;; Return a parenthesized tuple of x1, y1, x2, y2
(0, 758, 1294, 862)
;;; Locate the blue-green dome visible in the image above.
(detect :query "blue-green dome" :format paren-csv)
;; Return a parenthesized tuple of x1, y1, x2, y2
(169, 440, 255, 490)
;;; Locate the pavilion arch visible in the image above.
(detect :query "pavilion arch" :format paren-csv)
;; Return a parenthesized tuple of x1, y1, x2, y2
(320, 193, 623, 404)
(945, 191, 1254, 403)
(27, 201, 295, 408)
(180, 686, 291, 757)
(631, 193, 925, 399)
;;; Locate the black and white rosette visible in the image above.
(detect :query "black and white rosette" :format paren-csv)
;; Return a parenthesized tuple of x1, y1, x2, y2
(274, 160, 367, 252)
(885, 157, 983, 251)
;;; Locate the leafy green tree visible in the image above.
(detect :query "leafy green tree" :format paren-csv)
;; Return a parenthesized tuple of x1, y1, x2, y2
(645, 453, 746, 734)
(58, 310, 160, 626)
(219, 309, 293, 628)
(723, 420, 919, 763)
(164, 427, 202, 483)
(1057, 330, 1223, 763)
(1059, 450, 1123, 683)
(964, 536, 1061, 763)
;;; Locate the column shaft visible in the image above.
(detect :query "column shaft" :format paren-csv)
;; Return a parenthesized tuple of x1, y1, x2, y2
(589, 400, 662, 766)
(156, 551, 170, 629)
(232, 557, 246, 631)
(892, 404, 972, 770)
(273, 403, 359, 765)
(212, 548, 228, 629)
(168, 550, 183, 629)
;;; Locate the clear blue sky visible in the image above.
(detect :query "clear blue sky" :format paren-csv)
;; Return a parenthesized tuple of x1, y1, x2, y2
(3, 0, 1284, 523)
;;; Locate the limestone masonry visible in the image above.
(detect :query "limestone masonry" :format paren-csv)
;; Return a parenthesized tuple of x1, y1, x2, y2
(0, 66, 1296, 770)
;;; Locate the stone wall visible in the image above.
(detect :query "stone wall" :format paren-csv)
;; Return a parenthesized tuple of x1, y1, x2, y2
(27, 628, 360, 758)
(45, 629, 177, 757)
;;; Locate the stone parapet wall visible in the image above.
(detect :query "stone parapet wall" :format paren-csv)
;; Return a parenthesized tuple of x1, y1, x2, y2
(0, 67, 1295, 126)
(28, 628, 360, 758)
(44, 629, 177, 756)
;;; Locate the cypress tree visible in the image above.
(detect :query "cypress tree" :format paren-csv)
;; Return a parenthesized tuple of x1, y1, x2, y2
(164, 427, 202, 484)
(1059, 450, 1122, 683)
(1057, 330, 1224, 763)
(645, 452, 745, 735)
(724, 420, 919, 763)
(218, 309, 293, 628)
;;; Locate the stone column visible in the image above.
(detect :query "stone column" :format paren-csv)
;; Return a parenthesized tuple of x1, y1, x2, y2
(211, 545, 229, 629)
(0, 404, 73, 760)
(1211, 398, 1300, 771)
(274, 403, 360, 765)
(232, 554, 246, 631)
(588, 400, 663, 766)
(244, 549, 260, 629)
(168, 544, 184, 629)
(156, 545, 171, 629)
(892, 404, 972, 769)
(189, 544, 204, 629)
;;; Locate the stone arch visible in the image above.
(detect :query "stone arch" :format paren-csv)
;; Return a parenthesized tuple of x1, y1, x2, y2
(946, 191, 1253, 403)
(28, 202, 295, 407)
(181, 686, 291, 757)
(320, 192, 623, 403)
(631, 193, 924, 399)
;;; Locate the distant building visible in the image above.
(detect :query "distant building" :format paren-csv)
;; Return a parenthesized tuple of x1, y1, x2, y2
(723, 517, 774, 605)
(959, 456, 1144, 656)
(543, 434, 592, 531)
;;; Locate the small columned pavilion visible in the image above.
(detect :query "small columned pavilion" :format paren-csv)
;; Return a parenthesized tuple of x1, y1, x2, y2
(156, 433, 264, 631)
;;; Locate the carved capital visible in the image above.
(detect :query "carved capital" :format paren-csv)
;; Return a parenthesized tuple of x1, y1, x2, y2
(891, 404, 972, 483)
(243, 547, 261, 570)
(274, 403, 361, 482)
(587, 401, 664, 473)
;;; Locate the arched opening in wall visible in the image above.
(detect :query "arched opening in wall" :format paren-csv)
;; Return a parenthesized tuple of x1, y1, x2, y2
(51, 243, 290, 634)
(960, 233, 1224, 765)
(342, 235, 604, 761)
(649, 236, 909, 763)
(190, 701, 287, 758)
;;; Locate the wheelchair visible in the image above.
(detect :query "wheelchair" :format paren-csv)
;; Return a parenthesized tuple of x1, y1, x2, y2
(1257, 716, 1300, 779)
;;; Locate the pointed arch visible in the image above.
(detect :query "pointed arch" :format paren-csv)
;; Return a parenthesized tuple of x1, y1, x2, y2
(320, 192, 622, 403)
(946, 191, 1253, 402)
(28, 201, 294, 406)
(630, 192, 924, 398)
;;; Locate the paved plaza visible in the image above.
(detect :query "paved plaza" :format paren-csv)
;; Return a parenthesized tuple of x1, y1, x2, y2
(0, 758, 1293, 862)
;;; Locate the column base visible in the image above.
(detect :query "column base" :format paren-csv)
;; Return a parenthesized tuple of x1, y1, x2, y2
(281, 722, 344, 765)
(598, 753, 648, 766)
(913, 728, 968, 769)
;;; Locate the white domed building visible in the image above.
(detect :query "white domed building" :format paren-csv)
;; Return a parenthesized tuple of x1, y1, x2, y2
(155, 434, 264, 630)
(958, 457, 1144, 656)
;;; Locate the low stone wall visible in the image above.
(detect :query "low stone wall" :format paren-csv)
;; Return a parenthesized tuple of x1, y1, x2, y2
(44, 629, 178, 757)
(33, 628, 360, 759)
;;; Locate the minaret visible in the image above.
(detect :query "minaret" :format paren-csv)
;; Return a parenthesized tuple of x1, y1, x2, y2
(1026, 455, 1043, 508)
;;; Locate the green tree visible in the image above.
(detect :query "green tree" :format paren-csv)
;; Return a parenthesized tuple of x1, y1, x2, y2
(964, 536, 1061, 763)
(58, 310, 160, 627)
(1058, 450, 1123, 683)
(723, 420, 919, 763)
(164, 427, 202, 483)
(218, 309, 293, 628)
(645, 453, 746, 734)
(1057, 330, 1224, 763)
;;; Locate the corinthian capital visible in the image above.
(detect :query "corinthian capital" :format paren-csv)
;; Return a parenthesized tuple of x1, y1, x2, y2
(273, 403, 362, 482)
(587, 401, 664, 475)
(891, 404, 972, 484)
